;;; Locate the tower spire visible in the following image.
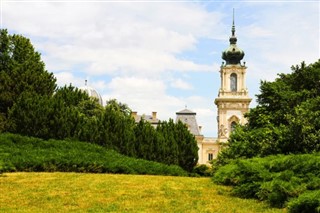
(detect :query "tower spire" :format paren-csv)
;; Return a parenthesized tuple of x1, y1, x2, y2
(232, 8, 235, 37)
(221, 9, 244, 65)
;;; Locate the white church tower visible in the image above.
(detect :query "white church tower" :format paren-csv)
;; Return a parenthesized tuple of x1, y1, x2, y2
(214, 13, 251, 143)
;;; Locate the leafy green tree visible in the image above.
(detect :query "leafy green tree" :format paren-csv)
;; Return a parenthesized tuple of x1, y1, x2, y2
(217, 60, 320, 165)
(106, 99, 132, 117)
(0, 29, 56, 129)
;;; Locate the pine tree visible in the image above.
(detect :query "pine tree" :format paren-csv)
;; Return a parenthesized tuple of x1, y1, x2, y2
(0, 29, 56, 130)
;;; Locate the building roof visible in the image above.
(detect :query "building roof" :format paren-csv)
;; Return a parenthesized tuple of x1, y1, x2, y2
(134, 115, 160, 124)
(79, 84, 103, 106)
(176, 108, 201, 136)
(132, 112, 160, 126)
(176, 108, 196, 115)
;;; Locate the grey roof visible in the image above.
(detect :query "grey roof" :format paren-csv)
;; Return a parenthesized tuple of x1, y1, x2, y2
(176, 109, 196, 115)
(176, 108, 201, 136)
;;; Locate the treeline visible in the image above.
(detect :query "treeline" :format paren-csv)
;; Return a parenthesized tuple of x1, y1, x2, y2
(0, 133, 187, 176)
(0, 29, 198, 172)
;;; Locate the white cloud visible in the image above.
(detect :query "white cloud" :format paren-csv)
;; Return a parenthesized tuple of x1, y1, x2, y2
(54, 72, 83, 87)
(243, 24, 274, 38)
(241, 2, 319, 79)
(103, 76, 216, 136)
(170, 79, 193, 90)
(2, 1, 319, 138)
(103, 76, 183, 119)
(3, 2, 222, 78)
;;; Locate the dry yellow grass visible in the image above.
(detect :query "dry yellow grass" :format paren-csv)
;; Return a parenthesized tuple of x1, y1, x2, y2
(0, 172, 286, 213)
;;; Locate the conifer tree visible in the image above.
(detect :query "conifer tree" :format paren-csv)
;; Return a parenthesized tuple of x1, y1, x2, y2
(0, 29, 56, 130)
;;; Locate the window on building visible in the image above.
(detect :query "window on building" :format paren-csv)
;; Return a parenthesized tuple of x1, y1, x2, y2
(208, 153, 213, 161)
(230, 73, 237, 92)
(231, 121, 237, 132)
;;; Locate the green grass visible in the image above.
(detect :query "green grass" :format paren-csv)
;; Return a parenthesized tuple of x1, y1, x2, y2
(0, 172, 285, 213)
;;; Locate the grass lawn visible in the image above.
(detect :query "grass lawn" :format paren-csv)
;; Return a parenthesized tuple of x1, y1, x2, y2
(0, 172, 285, 213)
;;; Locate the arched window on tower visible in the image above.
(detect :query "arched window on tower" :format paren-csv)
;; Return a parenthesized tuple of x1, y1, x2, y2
(231, 121, 237, 132)
(230, 73, 237, 92)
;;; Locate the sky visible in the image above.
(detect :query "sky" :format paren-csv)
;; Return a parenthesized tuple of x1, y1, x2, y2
(1, 0, 319, 137)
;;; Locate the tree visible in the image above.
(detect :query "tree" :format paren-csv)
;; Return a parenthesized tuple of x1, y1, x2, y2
(97, 99, 136, 156)
(8, 85, 102, 140)
(174, 120, 198, 172)
(106, 99, 132, 117)
(134, 119, 157, 160)
(0, 29, 56, 130)
(155, 119, 198, 172)
(216, 60, 320, 165)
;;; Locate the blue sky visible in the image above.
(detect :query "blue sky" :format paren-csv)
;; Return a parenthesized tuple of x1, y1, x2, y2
(1, 0, 319, 137)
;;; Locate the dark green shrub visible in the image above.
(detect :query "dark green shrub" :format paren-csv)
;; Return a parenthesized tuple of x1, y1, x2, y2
(192, 164, 212, 177)
(213, 153, 320, 209)
(0, 133, 188, 176)
(258, 176, 306, 208)
(288, 190, 320, 213)
(212, 163, 240, 186)
(213, 158, 270, 198)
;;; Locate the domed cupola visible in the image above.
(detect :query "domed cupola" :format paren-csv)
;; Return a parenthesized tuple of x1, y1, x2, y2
(79, 80, 103, 106)
(222, 12, 245, 65)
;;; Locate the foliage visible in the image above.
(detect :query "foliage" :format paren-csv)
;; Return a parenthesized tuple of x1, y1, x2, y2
(0, 29, 56, 129)
(8, 85, 102, 140)
(0, 133, 187, 176)
(1, 30, 198, 172)
(192, 164, 212, 177)
(288, 190, 320, 213)
(154, 119, 198, 171)
(8, 89, 198, 171)
(213, 153, 320, 210)
(216, 60, 320, 165)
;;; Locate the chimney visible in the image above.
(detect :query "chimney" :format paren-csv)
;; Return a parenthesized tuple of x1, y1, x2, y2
(152, 112, 157, 120)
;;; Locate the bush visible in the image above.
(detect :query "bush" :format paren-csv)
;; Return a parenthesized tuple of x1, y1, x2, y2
(0, 133, 188, 176)
(213, 153, 320, 209)
(192, 164, 212, 177)
(288, 190, 320, 213)
(258, 176, 306, 208)
(213, 158, 271, 198)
